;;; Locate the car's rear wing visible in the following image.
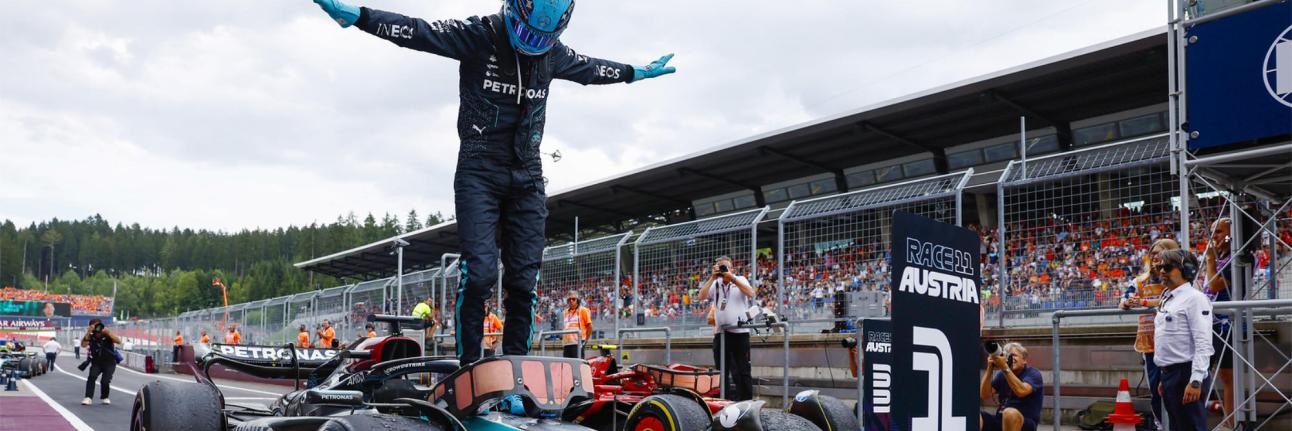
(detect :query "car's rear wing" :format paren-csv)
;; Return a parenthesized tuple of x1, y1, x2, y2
(634, 364, 721, 395)
(428, 355, 594, 419)
(198, 343, 341, 381)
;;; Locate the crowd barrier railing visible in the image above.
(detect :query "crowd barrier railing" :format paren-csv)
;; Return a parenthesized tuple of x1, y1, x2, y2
(1051, 299, 1292, 431)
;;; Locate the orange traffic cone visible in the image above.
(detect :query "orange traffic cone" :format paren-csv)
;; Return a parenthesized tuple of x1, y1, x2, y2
(1105, 378, 1142, 431)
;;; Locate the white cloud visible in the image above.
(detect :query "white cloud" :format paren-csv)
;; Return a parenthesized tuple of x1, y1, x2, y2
(0, 0, 1163, 231)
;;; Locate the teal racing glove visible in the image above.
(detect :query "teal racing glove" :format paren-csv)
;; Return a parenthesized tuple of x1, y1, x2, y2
(313, 0, 361, 28)
(632, 53, 677, 82)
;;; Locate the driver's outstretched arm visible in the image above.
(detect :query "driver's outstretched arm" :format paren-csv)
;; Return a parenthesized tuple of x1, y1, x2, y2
(311, 0, 488, 61)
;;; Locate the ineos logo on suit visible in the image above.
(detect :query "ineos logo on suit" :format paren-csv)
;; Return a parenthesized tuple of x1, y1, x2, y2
(375, 23, 414, 39)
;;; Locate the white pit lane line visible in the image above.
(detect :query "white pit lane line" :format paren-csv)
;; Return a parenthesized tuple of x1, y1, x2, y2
(53, 363, 140, 397)
(54, 347, 284, 397)
(19, 379, 96, 431)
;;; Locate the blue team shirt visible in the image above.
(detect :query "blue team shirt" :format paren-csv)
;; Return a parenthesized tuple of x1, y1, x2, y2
(992, 365, 1044, 424)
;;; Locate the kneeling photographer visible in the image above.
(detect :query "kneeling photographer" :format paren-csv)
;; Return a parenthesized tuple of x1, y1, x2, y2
(979, 342, 1044, 431)
(79, 318, 121, 406)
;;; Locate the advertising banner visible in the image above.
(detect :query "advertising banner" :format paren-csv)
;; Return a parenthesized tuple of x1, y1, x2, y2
(0, 300, 72, 318)
(890, 210, 982, 431)
(0, 317, 57, 330)
(1186, 0, 1292, 149)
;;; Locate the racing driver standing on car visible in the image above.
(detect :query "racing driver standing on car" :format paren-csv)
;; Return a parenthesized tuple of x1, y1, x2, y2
(308, 0, 676, 365)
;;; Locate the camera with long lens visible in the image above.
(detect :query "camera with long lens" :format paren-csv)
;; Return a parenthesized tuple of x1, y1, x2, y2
(717, 264, 729, 273)
(984, 341, 1014, 368)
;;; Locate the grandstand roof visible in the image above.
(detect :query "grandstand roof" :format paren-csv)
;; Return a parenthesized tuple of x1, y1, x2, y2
(297, 28, 1169, 279)
(294, 221, 460, 279)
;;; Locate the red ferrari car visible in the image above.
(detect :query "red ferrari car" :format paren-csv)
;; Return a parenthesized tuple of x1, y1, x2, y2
(562, 346, 732, 431)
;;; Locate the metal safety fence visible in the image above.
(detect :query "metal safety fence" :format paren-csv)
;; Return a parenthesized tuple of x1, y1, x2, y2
(1051, 300, 1292, 431)
(536, 232, 631, 345)
(633, 207, 770, 338)
(779, 169, 971, 333)
(998, 134, 1176, 327)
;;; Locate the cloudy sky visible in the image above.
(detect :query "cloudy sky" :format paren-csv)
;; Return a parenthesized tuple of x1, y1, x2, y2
(0, 1, 1163, 232)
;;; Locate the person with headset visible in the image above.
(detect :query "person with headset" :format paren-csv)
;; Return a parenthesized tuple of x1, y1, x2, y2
(1152, 249, 1213, 431)
(308, 0, 675, 366)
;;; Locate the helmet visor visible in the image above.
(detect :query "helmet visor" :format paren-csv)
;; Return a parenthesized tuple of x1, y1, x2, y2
(507, 12, 560, 54)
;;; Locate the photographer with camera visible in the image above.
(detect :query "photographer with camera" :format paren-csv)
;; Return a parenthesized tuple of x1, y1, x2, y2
(79, 318, 121, 406)
(697, 255, 756, 401)
(979, 342, 1044, 431)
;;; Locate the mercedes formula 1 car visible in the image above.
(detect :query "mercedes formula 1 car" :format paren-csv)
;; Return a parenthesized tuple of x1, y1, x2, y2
(130, 315, 858, 431)
(131, 315, 609, 430)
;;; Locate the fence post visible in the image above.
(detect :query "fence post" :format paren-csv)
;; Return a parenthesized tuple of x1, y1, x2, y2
(1051, 311, 1062, 431)
(998, 162, 1011, 329)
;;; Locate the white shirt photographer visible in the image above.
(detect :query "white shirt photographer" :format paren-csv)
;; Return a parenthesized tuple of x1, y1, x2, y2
(708, 275, 753, 334)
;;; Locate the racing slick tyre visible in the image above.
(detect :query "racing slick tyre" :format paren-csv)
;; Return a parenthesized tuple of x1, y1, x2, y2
(787, 390, 858, 431)
(624, 394, 712, 431)
(318, 414, 446, 431)
(758, 410, 820, 431)
(21, 358, 31, 376)
(713, 400, 822, 431)
(131, 380, 223, 431)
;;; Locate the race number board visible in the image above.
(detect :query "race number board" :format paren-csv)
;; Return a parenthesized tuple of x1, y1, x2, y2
(861, 318, 895, 431)
(890, 210, 981, 431)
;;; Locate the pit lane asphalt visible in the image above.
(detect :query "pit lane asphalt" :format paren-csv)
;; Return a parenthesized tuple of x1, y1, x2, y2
(20, 351, 292, 431)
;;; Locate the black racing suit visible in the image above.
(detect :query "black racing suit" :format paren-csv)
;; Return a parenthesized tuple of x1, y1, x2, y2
(355, 8, 636, 365)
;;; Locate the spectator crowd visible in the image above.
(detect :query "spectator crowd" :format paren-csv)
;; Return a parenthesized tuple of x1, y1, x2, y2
(526, 198, 1291, 328)
(0, 287, 115, 316)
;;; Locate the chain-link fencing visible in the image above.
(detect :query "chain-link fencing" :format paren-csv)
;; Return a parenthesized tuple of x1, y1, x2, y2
(779, 169, 971, 333)
(632, 207, 769, 338)
(998, 134, 1175, 327)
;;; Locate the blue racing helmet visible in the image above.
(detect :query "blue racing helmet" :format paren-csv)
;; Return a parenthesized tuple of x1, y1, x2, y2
(503, 0, 574, 55)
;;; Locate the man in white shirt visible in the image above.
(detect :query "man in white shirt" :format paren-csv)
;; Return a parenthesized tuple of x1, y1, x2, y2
(43, 338, 61, 371)
(1152, 249, 1213, 431)
(697, 255, 756, 401)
